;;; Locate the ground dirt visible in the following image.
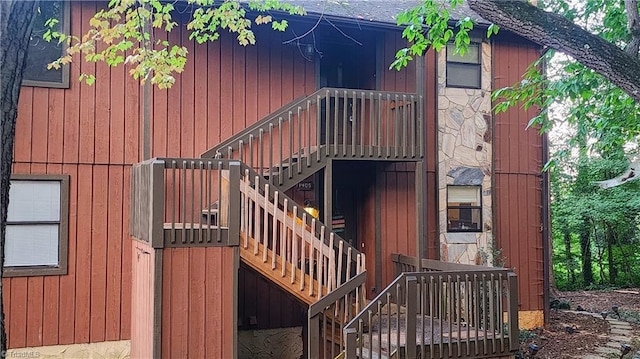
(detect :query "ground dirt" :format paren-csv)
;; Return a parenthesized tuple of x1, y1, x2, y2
(518, 288, 640, 359)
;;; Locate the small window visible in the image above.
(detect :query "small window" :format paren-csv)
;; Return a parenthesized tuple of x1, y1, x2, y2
(447, 186, 482, 232)
(4, 175, 69, 277)
(446, 43, 481, 89)
(22, 1, 70, 88)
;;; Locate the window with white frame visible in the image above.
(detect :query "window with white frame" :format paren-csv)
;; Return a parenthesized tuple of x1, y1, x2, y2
(447, 185, 482, 232)
(446, 42, 481, 89)
(5, 175, 69, 276)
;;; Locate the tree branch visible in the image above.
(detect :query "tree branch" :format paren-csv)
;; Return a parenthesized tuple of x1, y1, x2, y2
(467, 0, 640, 102)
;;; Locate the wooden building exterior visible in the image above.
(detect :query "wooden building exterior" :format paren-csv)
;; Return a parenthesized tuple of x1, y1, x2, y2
(6, 1, 547, 358)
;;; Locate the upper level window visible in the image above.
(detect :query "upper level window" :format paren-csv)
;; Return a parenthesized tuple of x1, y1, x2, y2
(22, 0, 70, 88)
(5, 175, 69, 277)
(447, 185, 482, 232)
(446, 43, 481, 89)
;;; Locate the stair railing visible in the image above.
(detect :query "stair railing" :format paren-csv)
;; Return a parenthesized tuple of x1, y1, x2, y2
(202, 88, 423, 186)
(342, 269, 519, 359)
(237, 162, 365, 298)
(308, 271, 367, 359)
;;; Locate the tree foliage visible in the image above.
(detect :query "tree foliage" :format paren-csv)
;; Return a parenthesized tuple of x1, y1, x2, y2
(47, 0, 305, 88)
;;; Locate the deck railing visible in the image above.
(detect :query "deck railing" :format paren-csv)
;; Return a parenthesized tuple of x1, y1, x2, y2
(342, 259, 519, 359)
(130, 158, 241, 248)
(308, 271, 367, 359)
(202, 88, 423, 186)
(130, 157, 366, 301)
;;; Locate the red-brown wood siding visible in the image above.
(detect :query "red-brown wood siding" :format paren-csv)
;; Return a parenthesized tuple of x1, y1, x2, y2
(161, 247, 236, 358)
(380, 33, 416, 93)
(151, 23, 316, 158)
(237, 263, 307, 331)
(8, 1, 136, 348)
(131, 241, 155, 358)
(492, 38, 544, 312)
(8, 1, 426, 349)
(377, 163, 417, 286)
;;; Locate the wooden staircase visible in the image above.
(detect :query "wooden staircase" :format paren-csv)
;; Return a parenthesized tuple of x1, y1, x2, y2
(235, 164, 365, 305)
(196, 87, 423, 358)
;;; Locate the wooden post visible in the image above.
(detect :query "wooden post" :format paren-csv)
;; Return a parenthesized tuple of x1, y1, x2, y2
(508, 272, 519, 351)
(308, 315, 320, 359)
(406, 276, 418, 359)
(150, 159, 165, 249)
(227, 161, 241, 246)
(344, 327, 357, 359)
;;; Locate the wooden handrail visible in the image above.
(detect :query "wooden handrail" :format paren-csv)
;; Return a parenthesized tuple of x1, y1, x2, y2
(392, 253, 506, 274)
(342, 267, 519, 359)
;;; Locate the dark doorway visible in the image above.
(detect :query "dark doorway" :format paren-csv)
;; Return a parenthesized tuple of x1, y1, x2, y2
(330, 161, 376, 250)
(317, 37, 377, 145)
(319, 41, 376, 90)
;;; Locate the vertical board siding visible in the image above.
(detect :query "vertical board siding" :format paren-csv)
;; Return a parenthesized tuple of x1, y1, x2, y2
(7, 0, 138, 348)
(162, 247, 236, 359)
(9, 1, 423, 352)
(376, 163, 417, 286)
(130, 241, 155, 358)
(238, 264, 307, 331)
(493, 38, 544, 312)
(152, 24, 316, 159)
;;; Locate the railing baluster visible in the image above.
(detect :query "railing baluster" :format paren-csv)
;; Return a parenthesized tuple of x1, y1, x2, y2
(319, 93, 325, 162)
(171, 160, 177, 245)
(254, 176, 260, 255)
(351, 90, 356, 157)
(337, 240, 344, 288)
(261, 183, 269, 261)
(317, 226, 325, 299)
(297, 107, 302, 174)
(288, 111, 293, 179)
(248, 134, 254, 169)
(490, 273, 496, 353)
(281, 198, 288, 277)
(402, 95, 408, 158)
(268, 123, 274, 186)
(307, 100, 312, 168)
(368, 92, 374, 157)
(394, 94, 400, 158)
(258, 129, 264, 176)
(300, 213, 306, 291)
(279, 117, 284, 186)
(271, 191, 278, 269)
(328, 233, 335, 291)
(333, 90, 338, 156)
(342, 90, 348, 157)
(309, 219, 316, 297)
(239, 140, 244, 163)
(419, 95, 425, 157)
(410, 95, 416, 158)
(291, 205, 298, 284)
(386, 94, 391, 158)
(360, 92, 365, 157)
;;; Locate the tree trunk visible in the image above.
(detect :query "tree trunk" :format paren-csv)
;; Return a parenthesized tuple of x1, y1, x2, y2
(467, 0, 640, 103)
(579, 218, 594, 285)
(563, 228, 575, 285)
(605, 224, 617, 284)
(0, 1, 39, 356)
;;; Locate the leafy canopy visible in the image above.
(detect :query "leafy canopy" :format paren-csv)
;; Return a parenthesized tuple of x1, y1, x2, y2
(47, 0, 304, 88)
